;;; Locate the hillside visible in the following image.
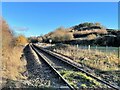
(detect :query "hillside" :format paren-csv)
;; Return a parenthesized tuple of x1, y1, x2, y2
(30, 22, 120, 47)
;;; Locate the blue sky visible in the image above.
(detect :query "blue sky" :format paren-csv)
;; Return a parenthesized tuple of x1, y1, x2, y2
(2, 2, 118, 37)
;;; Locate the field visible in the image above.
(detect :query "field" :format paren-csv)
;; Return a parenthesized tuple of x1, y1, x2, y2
(77, 45, 120, 57)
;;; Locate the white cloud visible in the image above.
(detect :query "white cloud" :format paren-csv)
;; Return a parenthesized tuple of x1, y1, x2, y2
(12, 26, 29, 31)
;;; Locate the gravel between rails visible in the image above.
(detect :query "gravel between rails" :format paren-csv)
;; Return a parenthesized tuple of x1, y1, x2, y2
(32, 45, 112, 89)
(36, 44, 120, 88)
(23, 44, 68, 88)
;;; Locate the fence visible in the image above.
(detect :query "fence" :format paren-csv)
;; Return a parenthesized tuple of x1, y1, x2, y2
(75, 44, 120, 59)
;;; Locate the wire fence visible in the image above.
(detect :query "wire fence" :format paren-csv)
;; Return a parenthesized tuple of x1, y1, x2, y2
(75, 45, 120, 59)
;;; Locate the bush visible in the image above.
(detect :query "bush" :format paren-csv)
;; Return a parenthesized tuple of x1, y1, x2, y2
(45, 27, 73, 42)
(62, 33, 73, 41)
(1, 19, 27, 81)
(28, 37, 38, 43)
(73, 22, 105, 31)
(87, 34, 97, 40)
(82, 22, 94, 27)
(15, 35, 28, 46)
(37, 37, 43, 42)
(2, 20, 13, 48)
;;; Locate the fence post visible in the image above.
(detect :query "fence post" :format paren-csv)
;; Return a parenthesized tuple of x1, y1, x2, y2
(105, 46, 108, 53)
(118, 47, 120, 59)
(76, 44, 78, 48)
(95, 45, 97, 52)
(105, 46, 108, 56)
(88, 45, 90, 52)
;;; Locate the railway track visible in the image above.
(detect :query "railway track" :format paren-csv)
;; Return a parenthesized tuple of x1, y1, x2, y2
(29, 44, 74, 90)
(44, 48, 120, 86)
(30, 44, 120, 90)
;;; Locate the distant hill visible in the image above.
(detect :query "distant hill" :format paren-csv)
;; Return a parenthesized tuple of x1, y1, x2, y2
(29, 22, 120, 47)
(71, 22, 105, 31)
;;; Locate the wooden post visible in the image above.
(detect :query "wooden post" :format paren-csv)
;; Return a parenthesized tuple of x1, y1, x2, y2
(49, 39, 52, 46)
(76, 44, 78, 48)
(76, 44, 78, 53)
(88, 45, 90, 50)
(105, 46, 108, 56)
(105, 46, 108, 53)
(88, 45, 90, 53)
(95, 45, 97, 52)
(118, 47, 120, 59)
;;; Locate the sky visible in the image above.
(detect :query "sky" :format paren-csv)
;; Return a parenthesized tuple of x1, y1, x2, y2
(2, 2, 118, 37)
(2, 0, 120, 2)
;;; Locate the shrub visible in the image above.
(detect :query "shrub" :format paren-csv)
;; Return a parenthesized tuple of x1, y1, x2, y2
(28, 37, 38, 43)
(37, 37, 43, 42)
(95, 22, 101, 26)
(15, 35, 28, 46)
(87, 34, 97, 40)
(45, 27, 73, 42)
(62, 33, 73, 41)
(1, 18, 27, 81)
(2, 20, 13, 48)
(73, 22, 106, 31)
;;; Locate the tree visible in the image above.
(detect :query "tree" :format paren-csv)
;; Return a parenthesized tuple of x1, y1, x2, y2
(15, 35, 27, 46)
(95, 22, 101, 26)
(49, 27, 73, 42)
(37, 37, 43, 42)
(82, 22, 94, 27)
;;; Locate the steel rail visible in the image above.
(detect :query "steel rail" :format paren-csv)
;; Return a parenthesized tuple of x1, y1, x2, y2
(30, 44, 74, 90)
(33, 44, 120, 90)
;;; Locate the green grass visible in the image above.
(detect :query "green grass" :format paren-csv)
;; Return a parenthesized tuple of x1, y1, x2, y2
(60, 70, 106, 88)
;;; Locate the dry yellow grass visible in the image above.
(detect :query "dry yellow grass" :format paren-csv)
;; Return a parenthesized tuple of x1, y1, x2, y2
(87, 34, 97, 40)
(15, 35, 28, 46)
(1, 19, 27, 83)
(52, 45, 119, 71)
(43, 27, 73, 42)
(2, 47, 26, 80)
(74, 29, 107, 35)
